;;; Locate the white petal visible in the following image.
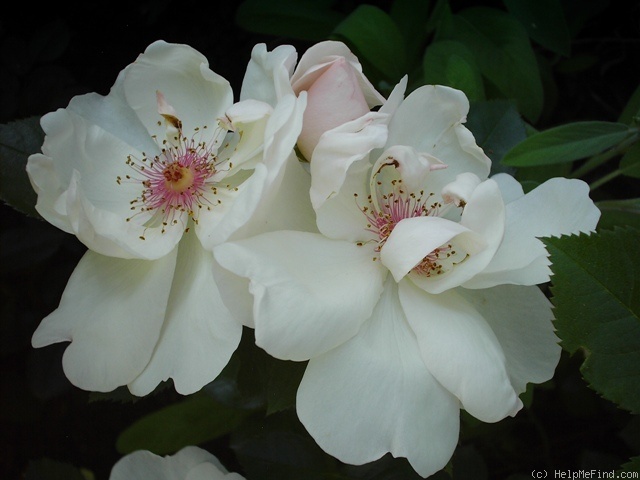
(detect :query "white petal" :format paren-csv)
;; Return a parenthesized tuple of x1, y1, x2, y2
(214, 231, 386, 360)
(442, 172, 482, 206)
(31, 249, 177, 392)
(240, 43, 297, 106)
(296, 57, 371, 160)
(234, 153, 318, 239)
(196, 164, 268, 249)
(297, 279, 460, 478)
(290, 40, 386, 107)
(314, 156, 374, 242)
(128, 233, 242, 396)
(386, 85, 491, 194)
(399, 280, 521, 422)
(261, 93, 307, 177)
(381, 216, 472, 281)
(410, 179, 505, 294)
(491, 172, 524, 204)
(197, 94, 307, 249)
(309, 111, 389, 210)
(465, 177, 601, 288)
(119, 41, 233, 138)
(27, 97, 184, 259)
(109, 446, 237, 480)
(457, 285, 561, 394)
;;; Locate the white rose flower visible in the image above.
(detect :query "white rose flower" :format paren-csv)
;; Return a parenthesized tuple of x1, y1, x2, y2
(109, 446, 245, 480)
(240, 41, 394, 201)
(214, 84, 601, 477)
(26, 40, 310, 396)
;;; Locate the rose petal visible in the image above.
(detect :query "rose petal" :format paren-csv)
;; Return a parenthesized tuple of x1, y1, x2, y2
(128, 233, 242, 396)
(109, 446, 238, 480)
(457, 284, 561, 394)
(309, 111, 389, 211)
(381, 216, 472, 281)
(214, 231, 386, 360)
(386, 85, 491, 194)
(297, 279, 460, 478)
(290, 40, 385, 107)
(399, 279, 522, 422)
(240, 43, 298, 106)
(465, 177, 600, 288)
(32, 249, 177, 392)
(119, 41, 233, 138)
(297, 58, 371, 160)
(409, 178, 505, 294)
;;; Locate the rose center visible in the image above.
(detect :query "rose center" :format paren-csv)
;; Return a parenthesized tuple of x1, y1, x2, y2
(163, 162, 194, 193)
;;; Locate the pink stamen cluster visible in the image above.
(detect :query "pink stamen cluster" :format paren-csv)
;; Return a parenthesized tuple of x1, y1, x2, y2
(118, 127, 220, 233)
(358, 177, 456, 277)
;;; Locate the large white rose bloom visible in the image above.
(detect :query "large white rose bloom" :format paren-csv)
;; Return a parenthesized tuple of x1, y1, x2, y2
(26, 40, 312, 396)
(109, 446, 245, 480)
(214, 82, 601, 476)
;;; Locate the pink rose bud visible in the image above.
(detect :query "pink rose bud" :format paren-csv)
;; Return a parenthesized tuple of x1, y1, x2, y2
(295, 57, 371, 161)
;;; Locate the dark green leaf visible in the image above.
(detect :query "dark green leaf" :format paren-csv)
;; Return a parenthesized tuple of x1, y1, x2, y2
(265, 358, 307, 415)
(116, 392, 249, 455)
(596, 198, 640, 231)
(422, 41, 485, 101)
(545, 228, 640, 414)
(235, 0, 344, 41)
(466, 99, 526, 169)
(0, 116, 44, 218)
(555, 53, 599, 74)
(231, 410, 339, 480)
(619, 141, 640, 178)
(331, 5, 406, 82)
(390, 0, 433, 65)
(503, 0, 571, 56)
(619, 84, 640, 126)
(24, 458, 88, 480)
(619, 456, 640, 474)
(204, 346, 266, 411)
(515, 162, 573, 187)
(502, 121, 632, 167)
(435, 7, 543, 122)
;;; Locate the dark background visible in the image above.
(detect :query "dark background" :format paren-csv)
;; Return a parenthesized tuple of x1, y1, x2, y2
(1, 1, 639, 479)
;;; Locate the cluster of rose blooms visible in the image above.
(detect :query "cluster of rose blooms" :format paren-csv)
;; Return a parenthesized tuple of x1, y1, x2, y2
(27, 40, 600, 479)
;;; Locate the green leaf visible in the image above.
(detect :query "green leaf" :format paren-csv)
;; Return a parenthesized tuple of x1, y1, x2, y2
(619, 139, 640, 178)
(331, 4, 406, 82)
(503, 0, 571, 56)
(231, 410, 340, 480)
(619, 84, 640, 126)
(390, 0, 433, 66)
(422, 41, 485, 101)
(596, 198, 640, 231)
(25, 458, 90, 480)
(235, 0, 344, 41)
(619, 456, 640, 475)
(435, 7, 543, 122)
(465, 99, 526, 169)
(502, 121, 632, 167)
(0, 116, 44, 218)
(544, 228, 640, 414)
(265, 358, 307, 415)
(116, 392, 249, 455)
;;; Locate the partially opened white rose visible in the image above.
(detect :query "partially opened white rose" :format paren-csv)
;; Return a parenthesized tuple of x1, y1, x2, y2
(214, 84, 601, 477)
(241, 40, 389, 162)
(26, 40, 310, 396)
(109, 447, 245, 480)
